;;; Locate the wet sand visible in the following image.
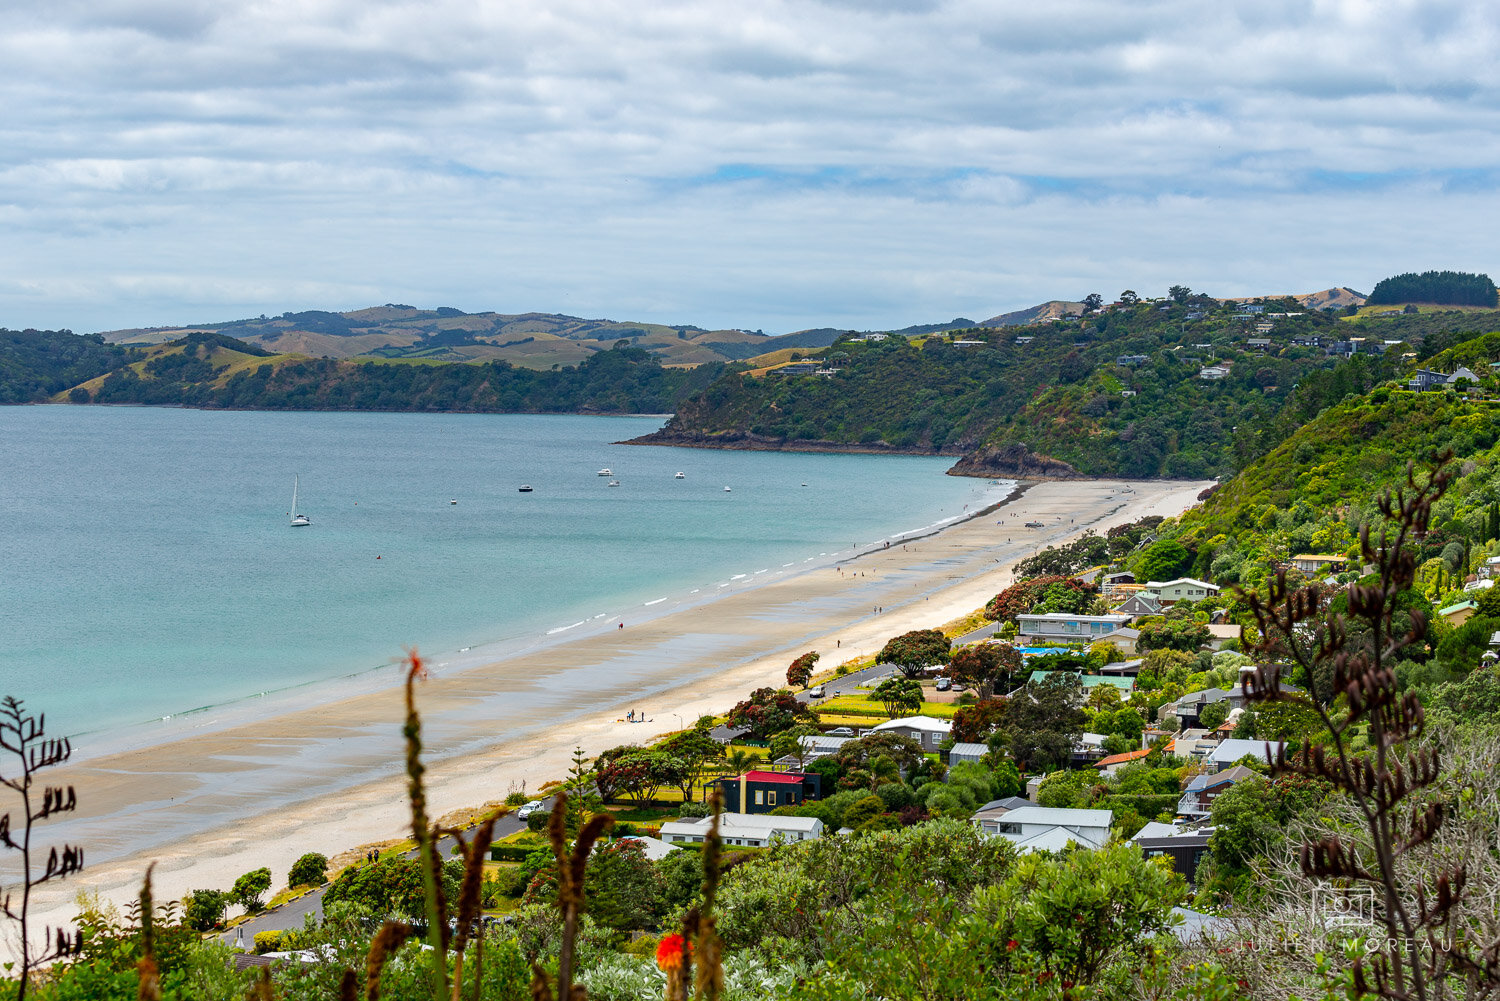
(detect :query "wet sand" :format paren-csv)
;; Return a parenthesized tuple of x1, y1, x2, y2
(23, 476, 1208, 939)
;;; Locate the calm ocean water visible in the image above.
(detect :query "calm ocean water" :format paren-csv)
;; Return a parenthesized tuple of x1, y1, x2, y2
(0, 407, 1004, 745)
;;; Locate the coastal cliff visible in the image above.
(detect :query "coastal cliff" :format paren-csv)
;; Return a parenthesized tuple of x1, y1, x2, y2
(945, 442, 1084, 480)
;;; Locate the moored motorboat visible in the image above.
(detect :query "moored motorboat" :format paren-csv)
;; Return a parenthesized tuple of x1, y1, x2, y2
(519, 485, 533, 492)
(674, 471, 685, 479)
(608, 480, 620, 487)
(597, 468, 612, 476)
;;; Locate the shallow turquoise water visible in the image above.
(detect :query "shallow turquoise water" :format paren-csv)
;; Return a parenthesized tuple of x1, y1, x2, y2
(0, 407, 1002, 741)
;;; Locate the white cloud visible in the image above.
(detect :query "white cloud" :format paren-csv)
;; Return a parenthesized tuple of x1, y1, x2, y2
(0, 0, 1496, 331)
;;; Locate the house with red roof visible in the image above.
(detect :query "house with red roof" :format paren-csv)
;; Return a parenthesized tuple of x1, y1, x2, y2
(1094, 747, 1151, 775)
(716, 770, 822, 814)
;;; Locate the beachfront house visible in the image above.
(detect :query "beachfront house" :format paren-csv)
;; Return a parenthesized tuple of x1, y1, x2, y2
(1016, 612, 1132, 645)
(869, 715, 952, 751)
(1143, 578, 1219, 605)
(660, 812, 823, 848)
(716, 770, 822, 814)
(981, 806, 1113, 853)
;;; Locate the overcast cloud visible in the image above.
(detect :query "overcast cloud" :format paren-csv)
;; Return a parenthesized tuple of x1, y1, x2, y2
(0, 0, 1496, 332)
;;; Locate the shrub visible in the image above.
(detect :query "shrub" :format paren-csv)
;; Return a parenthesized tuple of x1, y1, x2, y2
(231, 867, 272, 913)
(287, 852, 328, 888)
(252, 930, 284, 955)
(182, 888, 228, 931)
(505, 791, 529, 806)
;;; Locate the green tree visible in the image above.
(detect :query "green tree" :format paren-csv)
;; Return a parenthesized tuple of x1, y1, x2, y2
(287, 852, 328, 888)
(182, 888, 229, 931)
(657, 728, 725, 801)
(878, 629, 952, 678)
(1005, 673, 1086, 772)
(1198, 701, 1229, 729)
(585, 839, 664, 931)
(230, 867, 272, 913)
(1136, 539, 1191, 582)
(948, 642, 1022, 697)
(871, 676, 924, 718)
(769, 724, 822, 768)
(726, 686, 819, 739)
(984, 841, 1184, 985)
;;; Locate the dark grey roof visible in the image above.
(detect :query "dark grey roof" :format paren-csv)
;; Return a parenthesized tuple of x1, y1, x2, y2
(975, 796, 1033, 814)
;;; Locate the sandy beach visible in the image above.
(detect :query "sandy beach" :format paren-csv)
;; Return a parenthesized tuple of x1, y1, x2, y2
(23, 476, 1208, 939)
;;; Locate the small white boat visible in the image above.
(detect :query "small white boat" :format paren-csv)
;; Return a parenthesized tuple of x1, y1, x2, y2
(723, 486, 732, 492)
(674, 471, 685, 479)
(289, 476, 310, 527)
(518, 485, 533, 493)
(597, 468, 612, 476)
(450, 499, 457, 504)
(608, 480, 620, 487)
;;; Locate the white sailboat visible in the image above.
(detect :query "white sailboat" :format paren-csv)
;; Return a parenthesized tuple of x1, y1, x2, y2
(290, 476, 311, 527)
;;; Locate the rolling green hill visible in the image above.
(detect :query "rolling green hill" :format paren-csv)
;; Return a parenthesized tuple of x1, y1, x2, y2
(98, 306, 773, 370)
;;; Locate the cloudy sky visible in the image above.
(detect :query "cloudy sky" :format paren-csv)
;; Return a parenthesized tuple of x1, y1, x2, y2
(1, 0, 1496, 334)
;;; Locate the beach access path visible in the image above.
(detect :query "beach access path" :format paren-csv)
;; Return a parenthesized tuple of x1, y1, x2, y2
(26, 477, 1208, 945)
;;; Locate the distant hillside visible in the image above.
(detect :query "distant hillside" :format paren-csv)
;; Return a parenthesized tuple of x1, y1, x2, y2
(97, 306, 771, 370)
(2, 328, 719, 414)
(1298, 286, 1366, 310)
(979, 301, 1084, 327)
(632, 297, 1434, 479)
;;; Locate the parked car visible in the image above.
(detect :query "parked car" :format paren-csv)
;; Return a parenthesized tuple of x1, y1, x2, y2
(807, 685, 826, 698)
(934, 678, 952, 691)
(827, 726, 855, 737)
(951, 682, 968, 693)
(516, 800, 547, 819)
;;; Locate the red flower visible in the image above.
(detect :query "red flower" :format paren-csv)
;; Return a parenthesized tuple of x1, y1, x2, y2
(1006, 939, 1019, 952)
(656, 933, 688, 972)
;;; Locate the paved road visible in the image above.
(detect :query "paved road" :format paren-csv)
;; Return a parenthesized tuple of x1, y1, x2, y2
(220, 812, 526, 946)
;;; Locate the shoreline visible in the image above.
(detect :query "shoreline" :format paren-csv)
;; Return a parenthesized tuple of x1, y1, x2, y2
(22, 475, 1209, 943)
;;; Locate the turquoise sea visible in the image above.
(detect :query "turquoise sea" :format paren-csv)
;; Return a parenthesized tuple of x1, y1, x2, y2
(0, 406, 1005, 748)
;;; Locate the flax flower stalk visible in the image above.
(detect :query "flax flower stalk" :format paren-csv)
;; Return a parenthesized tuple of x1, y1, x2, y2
(402, 651, 449, 1000)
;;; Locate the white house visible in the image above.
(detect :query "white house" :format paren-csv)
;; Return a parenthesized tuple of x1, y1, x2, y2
(1290, 554, 1345, 575)
(869, 715, 952, 751)
(796, 734, 853, 760)
(1143, 578, 1219, 604)
(1208, 739, 1283, 772)
(1016, 612, 1132, 644)
(982, 806, 1113, 852)
(610, 836, 680, 861)
(659, 812, 823, 848)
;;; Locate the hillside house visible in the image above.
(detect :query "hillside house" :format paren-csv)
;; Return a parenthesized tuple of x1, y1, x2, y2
(1291, 554, 1346, 575)
(660, 813, 822, 848)
(1198, 364, 1231, 380)
(952, 339, 986, 347)
(1016, 612, 1132, 644)
(1117, 354, 1151, 366)
(983, 806, 1114, 853)
(947, 741, 989, 765)
(1095, 747, 1151, 775)
(1115, 592, 1161, 617)
(1439, 600, 1479, 627)
(970, 796, 1036, 836)
(1014, 336, 1034, 345)
(1208, 738, 1283, 772)
(716, 770, 822, 813)
(1133, 823, 1214, 883)
(1177, 764, 1258, 819)
(869, 715, 951, 751)
(1143, 578, 1219, 604)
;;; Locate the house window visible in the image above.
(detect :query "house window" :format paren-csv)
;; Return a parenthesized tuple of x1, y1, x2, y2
(768, 791, 778, 806)
(754, 790, 764, 805)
